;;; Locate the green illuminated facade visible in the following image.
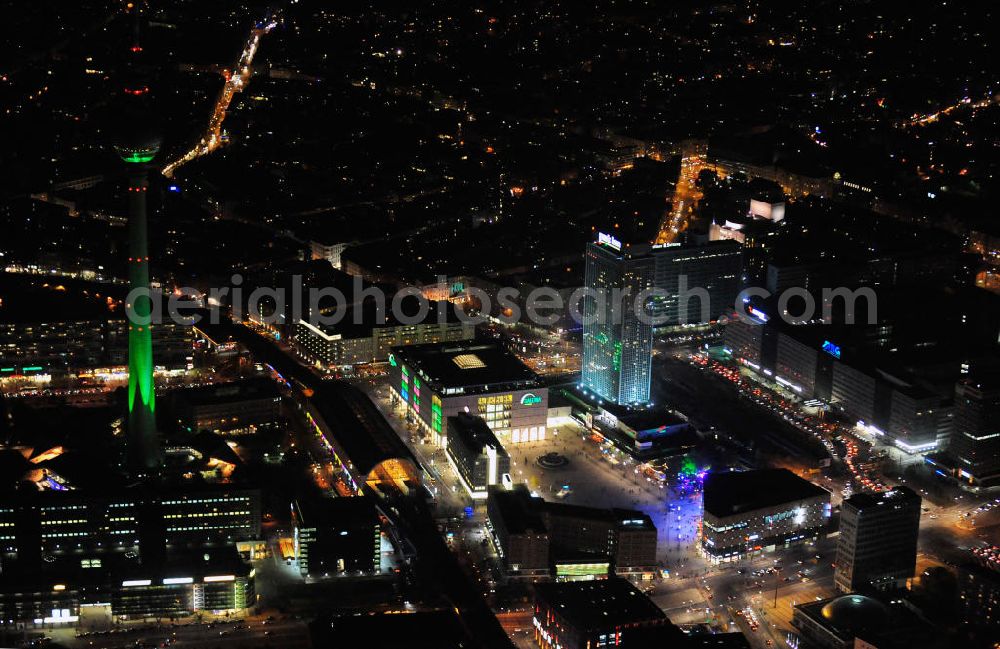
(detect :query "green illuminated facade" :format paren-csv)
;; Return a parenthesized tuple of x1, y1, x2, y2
(581, 240, 655, 405)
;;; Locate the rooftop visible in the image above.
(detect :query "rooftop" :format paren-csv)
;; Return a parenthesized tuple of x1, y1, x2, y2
(547, 500, 656, 531)
(300, 294, 465, 341)
(0, 278, 120, 324)
(843, 486, 921, 511)
(391, 341, 540, 392)
(487, 485, 655, 534)
(294, 495, 378, 528)
(535, 577, 667, 632)
(570, 387, 688, 430)
(703, 469, 829, 518)
(610, 406, 688, 435)
(795, 594, 889, 641)
(448, 412, 507, 456)
(174, 377, 280, 408)
(315, 610, 474, 649)
(487, 485, 548, 535)
(310, 381, 420, 478)
(0, 546, 250, 592)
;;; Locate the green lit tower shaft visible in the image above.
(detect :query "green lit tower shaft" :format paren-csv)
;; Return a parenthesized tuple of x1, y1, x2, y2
(114, 126, 162, 472)
(113, 0, 162, 474)
(125, 163, 159, 471)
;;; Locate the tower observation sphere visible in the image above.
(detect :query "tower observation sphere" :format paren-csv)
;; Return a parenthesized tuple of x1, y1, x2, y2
(114, 129, 162, 164)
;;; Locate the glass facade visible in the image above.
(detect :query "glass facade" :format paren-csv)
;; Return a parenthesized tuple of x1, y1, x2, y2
(582, 242, 655, 405)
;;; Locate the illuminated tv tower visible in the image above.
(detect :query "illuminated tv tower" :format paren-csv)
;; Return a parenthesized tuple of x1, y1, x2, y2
(113, 1, 162, 473)
(114, 124, 162, 473)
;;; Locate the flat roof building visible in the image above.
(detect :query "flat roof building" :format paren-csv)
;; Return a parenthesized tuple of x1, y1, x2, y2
(0, 484, 262, 571)
(533, 577, 673, 649)
(292, 497, 381, 579)
(793, 594, 889, 649)
(486, 485, 657, 578)
(587, 395, 698, 460)
(701, 469, 831, 562)
(546, 501, 658, 576)
(446, 412, 511, 499)
(949, 374, 1000, 488)
(172, 377, 283, 436)
(791, 593, 944, 649)
(389, 341, 548, 446)
(314, 610, 478, 649)
(486, 485, 550, 577)
(649, 240, 741, 328)
(294, 296, 474, 368)
(0, 547, 254, 627)
(724, 319, 949, 456)
(835, 487, 921, 593)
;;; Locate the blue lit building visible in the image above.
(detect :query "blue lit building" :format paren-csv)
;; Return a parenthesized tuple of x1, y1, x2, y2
(581, 236, 656, 405)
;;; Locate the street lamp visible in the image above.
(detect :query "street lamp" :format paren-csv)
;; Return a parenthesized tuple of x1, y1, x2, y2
(773, 564, 781, 608)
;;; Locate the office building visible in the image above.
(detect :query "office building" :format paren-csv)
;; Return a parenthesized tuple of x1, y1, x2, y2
(106, 320, 194, 370)
(388, 341, 548, 445)
(546, 501, 658, 575)
(0, 486, 261, 569)
(949, 375, 1000, 488)
(701, 469, 831, 562)
(725, 319, 948, 455)
(831, 362, 880, 428)
(486, 485, 657, 578)
(0, 548, 254, 626)
(0, 483, 259, 628)
(0, 319, 106, 372)
(835, 487, 921, 593)
(533, 578, 672, 649)
(950, 563, 1000, 637)
(649, 240, 741, 327)
(722, 312, 768, 368)
(581, 234, 744, 404)
(173, 377, 283, 436)
(292, 497, 381, 578)
(309, 239, 350, 269)
(582, 235, 656, 406)
(294, 297, 474, 368)
(111, 549, 255, 618)
(446, 413, 511, 498)
(159, 488, 261, 548)
(0, 312, 192, 376)
(775, 329, 820, 396)
(313, 610, 479, 649)
(886, 386, 944, 454)
(485, 485, 550, 577)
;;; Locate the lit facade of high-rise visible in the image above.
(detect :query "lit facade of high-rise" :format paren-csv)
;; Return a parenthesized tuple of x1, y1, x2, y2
(951, 375, 1000, 488)
(582, 236, 655, 405)
(834, 486, 921, 592)
(649, 240, 741, 327)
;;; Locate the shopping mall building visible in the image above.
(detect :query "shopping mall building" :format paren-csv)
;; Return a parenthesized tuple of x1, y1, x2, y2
(388, 341, 548, 447)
